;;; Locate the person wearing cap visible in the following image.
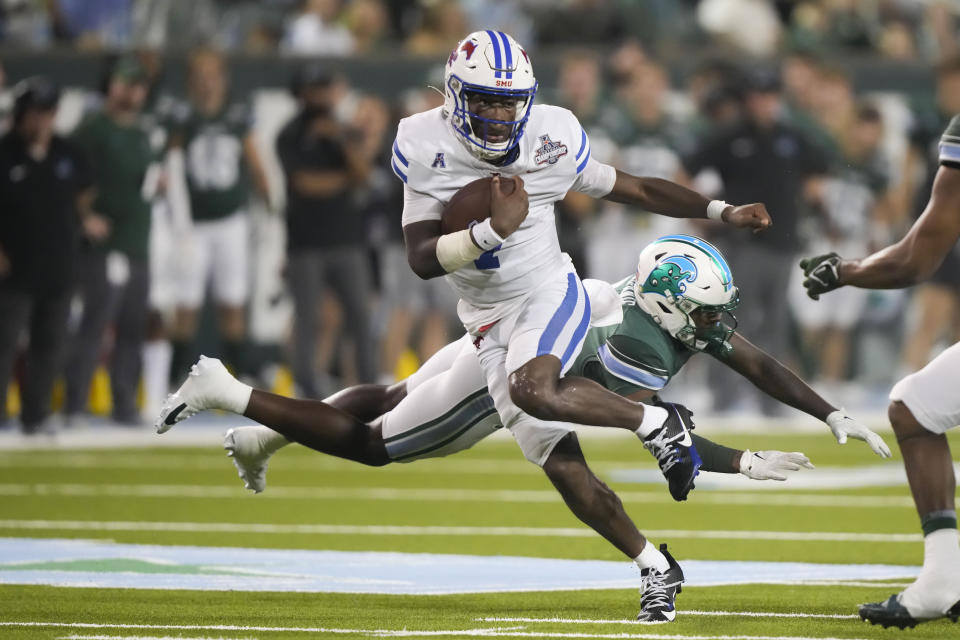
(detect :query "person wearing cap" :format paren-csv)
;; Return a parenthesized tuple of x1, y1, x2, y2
(275, 64, 376, 397)
(683, 67, 828, 416)
(64, 56, 158, 425)
(0, 77, 106, 434)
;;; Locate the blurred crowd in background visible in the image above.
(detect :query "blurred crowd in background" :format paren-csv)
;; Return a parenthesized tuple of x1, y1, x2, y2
(1, 0, 959, 61)
(2, 0, 960, 434)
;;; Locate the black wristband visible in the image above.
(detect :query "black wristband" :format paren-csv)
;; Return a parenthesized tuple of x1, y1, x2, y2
(691, 433, 740, 473)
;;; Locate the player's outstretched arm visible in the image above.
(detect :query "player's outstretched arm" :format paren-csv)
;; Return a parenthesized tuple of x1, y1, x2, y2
(602, 170, 772, 232)
(801, 165, 960, 298)
(690, 432, 813, 481)
(720, 333, 891, 457)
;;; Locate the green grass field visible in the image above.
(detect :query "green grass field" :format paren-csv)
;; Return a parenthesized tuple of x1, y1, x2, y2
(1, 427, 959, 639)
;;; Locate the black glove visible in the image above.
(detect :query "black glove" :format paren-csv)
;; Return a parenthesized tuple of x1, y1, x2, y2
(799, 252, 843, 300)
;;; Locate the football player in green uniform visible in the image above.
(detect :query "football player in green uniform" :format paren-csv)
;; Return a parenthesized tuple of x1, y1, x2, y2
(168, 49, 270, 378)
(801, 115, 960, 629)
(159, 234, 889, 622)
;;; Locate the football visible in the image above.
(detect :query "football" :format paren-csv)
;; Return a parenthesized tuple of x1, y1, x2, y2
(440, 176, 517, 234)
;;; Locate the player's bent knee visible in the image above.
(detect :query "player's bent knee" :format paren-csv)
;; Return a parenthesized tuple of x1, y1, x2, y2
(888, 400, 930, 440)
(508, 376, 558, 421)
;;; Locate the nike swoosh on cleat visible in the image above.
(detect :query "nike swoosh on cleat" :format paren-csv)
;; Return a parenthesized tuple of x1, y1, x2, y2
(676, 431, 692, 447)
(164, 403, 188, 425)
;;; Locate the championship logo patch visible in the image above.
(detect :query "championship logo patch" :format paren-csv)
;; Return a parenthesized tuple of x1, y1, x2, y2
(534, 134, 568, 165)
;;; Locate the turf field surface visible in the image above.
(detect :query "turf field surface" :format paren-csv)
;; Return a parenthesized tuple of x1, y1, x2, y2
(2, 426, 959, 639)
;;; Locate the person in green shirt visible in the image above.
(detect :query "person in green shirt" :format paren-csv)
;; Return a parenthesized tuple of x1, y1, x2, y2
(65, 56, 157, 425)
(158, 233, 890, 623)
(167, 48, 271, 380)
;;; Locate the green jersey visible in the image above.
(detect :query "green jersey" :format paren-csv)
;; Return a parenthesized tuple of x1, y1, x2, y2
(939, 114, 960, 169)
(570, 277, 694, 397)
(175, 101, 252, 220)
(71, 111, 154, 260)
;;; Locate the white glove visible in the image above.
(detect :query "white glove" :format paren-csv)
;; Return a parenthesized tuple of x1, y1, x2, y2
(825, 409, 892, 458)
(739, 449, 815, 481)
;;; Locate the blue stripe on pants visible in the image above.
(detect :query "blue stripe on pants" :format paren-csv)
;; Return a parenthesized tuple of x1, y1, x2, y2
(537, 273, 579, 358)
(559, 286, 591, 369)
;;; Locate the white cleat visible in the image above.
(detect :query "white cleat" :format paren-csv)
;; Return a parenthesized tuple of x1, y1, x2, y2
(156, 356, 242, 434)
(224, 426, 277, 493)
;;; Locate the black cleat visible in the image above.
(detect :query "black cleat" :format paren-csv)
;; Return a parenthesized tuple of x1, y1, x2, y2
(637, 543, 684, 623)
(859, 594, 960, 629)
(642, 402, 702, 501)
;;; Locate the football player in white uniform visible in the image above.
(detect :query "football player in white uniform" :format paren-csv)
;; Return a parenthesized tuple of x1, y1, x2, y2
(159, 234, 889, 622)
(397, 30, 769, 506)
(801, 115, 960, 628)
(160, 31, 772, 622)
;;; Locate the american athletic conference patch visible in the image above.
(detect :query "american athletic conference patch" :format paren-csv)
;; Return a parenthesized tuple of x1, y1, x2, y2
(534, 134, 568, 165)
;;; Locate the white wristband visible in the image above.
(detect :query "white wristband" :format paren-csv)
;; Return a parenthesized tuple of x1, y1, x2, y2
(707, 199, 729, 221)
(436, 229, 484, 272)
(470, 218, 505, 251)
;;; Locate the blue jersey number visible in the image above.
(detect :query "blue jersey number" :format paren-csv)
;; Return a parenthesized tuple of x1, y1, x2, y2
(474, 244, 502, 270)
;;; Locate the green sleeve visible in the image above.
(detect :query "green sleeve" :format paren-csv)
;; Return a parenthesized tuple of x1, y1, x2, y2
(691, 433, 740, 474)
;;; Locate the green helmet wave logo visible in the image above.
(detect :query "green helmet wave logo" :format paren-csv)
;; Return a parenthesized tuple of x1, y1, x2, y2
(641, 256, 698, 298)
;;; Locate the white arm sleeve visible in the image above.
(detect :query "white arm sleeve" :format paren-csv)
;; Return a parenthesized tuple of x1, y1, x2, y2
(571, 157, 617, 198)
(401, 184, 444, 226)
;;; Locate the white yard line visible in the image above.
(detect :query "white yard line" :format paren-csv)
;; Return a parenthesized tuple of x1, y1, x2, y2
(0, 483, 916, 508)
(769, 580, 911, 588)
(58, 636, 255, 640)
(0, 519, 922, 542)
(0, 453, 536, 475)
(480, 610, 862, 623)
(0, 622, 881, 640)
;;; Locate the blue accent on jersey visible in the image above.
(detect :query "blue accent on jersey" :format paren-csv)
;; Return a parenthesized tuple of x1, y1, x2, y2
(576, 147, 591, 174)
(597, 343, 668, 390)
(474, 244, 502, 270)
(575, 129, 588, 160)
(486, 30, 502, 79)
(940, 142, 960, 164)
(393, 140, 409, 167)
(497, 31, 513, 79)
(391, 158, 408, 183)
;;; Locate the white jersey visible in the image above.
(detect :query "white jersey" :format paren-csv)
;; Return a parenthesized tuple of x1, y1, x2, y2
(393, 104, 616, 331)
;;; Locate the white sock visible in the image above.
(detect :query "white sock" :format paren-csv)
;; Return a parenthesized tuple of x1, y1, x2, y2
(254, 425, 290, 454)
(222, 379, 253, 415)
(901, 528, 960, 616)
(635, 404, 669, 439)
(141, 340, 172, 418)
(207, 359, 253, 414)
(634, 540, 670, 573)
(923, 528, 960, 575)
